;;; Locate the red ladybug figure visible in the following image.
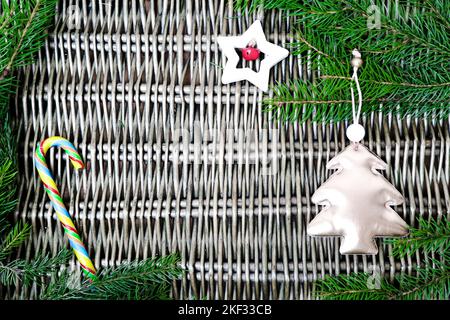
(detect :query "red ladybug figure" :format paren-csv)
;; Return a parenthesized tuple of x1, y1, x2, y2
(241, 41, 260, 61)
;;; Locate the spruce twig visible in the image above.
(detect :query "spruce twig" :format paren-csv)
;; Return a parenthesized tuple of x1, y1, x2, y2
(314, 217, 450, 300)
(235, 0, 450, 122)
(0, 249, 72, 286)
(0, 1, 184, 300)
(386, 216, 450, 259)
(0, 222, 31, 260)
(0, 0, 66, 294)
(41, 254, 183, 300)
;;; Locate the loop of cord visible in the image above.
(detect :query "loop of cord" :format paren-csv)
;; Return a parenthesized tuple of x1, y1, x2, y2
(346, 49, 365, 147)
(350, 49, 363, 125)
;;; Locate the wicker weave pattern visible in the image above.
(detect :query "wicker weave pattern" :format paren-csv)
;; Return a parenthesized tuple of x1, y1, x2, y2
(12, 1, 450, 299)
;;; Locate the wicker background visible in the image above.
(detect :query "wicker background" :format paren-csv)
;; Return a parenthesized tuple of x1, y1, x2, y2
(9, 0, 450, 299)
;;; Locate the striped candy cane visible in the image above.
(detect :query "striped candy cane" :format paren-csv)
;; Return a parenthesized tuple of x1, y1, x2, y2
(34, 136, 97, 280)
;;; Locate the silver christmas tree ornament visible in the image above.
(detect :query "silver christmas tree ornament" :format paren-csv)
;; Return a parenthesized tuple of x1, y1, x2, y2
(308, 144, 409, 254)
(307, 49, 409, 255)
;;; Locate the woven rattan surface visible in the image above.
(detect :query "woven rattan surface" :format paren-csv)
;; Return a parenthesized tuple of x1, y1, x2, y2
(11, 1, 450, 299)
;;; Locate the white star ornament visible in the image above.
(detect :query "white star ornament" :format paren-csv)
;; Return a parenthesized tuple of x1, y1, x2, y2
(217, 20, 289, 92)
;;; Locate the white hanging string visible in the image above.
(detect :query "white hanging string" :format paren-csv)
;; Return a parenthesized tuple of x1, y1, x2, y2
(350, 49, 363, 124)
(346, 49, 365, 144)
(256, 4, 264, 21)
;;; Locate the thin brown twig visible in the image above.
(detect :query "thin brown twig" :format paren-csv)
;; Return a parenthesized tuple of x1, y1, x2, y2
(271, 97, 450, 105)
(0, 11, 13, 31)
(295, 35, 332, 60)
(320, 75, 450, 88)
(424, 0, 450, 30)
(274, 99, 352, 105)
(318, 288, 388, 299)
(0, 0, 42, 82)
(392, 274, 450, 300)
(364, 40, 411, 54)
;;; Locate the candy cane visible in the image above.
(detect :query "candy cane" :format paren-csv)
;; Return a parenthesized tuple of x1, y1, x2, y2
(34, 136, 97, 280)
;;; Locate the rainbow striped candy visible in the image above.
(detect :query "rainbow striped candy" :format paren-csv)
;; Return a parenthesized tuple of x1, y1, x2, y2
(34, 136, 97, 280)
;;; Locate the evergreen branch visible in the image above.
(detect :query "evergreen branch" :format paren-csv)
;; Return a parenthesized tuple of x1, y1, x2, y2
(234, 0, 298, 12)
(41, 254, 183, 300)
(315, 273, 399, 300)
(0, 78, 16, 120)
(393, 254, 450, 300)
(295, 35, 335, 61)
(315, 266, 450, 300)
(320, 76, 450, 88)
(0, 0, 58, 81)
(0, 0, 58, 236)
(0, 249, 71, 286)
(271, 99, 353, 105)
(0, 1, 185, 301)
(236, 0, 450, 122)
(0, 222, 31, 261)
(1, 1, 41, 79)
(386, 216, 450, 259)
(0, 262, 22, 287)
(267, 72, 450, 122)
(396, 267, 450, 300)
(269, 97, 450, 106)
(315, 216, 450, 300)
(21, 249, 72, 286)
(0, 0, 63, 298)
(0, 158, 17, 235)
(0, 10, 13, 31)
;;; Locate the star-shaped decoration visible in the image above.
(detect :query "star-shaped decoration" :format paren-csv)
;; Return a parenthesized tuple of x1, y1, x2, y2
(217, 20, 289, 92)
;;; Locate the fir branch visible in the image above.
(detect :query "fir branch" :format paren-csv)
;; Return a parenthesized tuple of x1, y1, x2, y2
(0, 0, 58, 235)
(0, 0, 58, 81)
(386, 216, 450, 258)
(1, 2, 185, 301)
(41, 254, 183, 300)
(315, 265, 450, 300)
(0, 78, 16, 119)
(315, 216, 450, 300)
(0, 158, 17, 235)
(319, 76, 450, 89)
(20, 249, 72, 286)
(396, 262, 450, 300)
(315, 273, 399, 300)
(236, 0, 450, 122)
(0, 249, 71, 286)
(0, 222, 31, 261)
(0, 0, 63, 298)
(234, 0, 298, 12)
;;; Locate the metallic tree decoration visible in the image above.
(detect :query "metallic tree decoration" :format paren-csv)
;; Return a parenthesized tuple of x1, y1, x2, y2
(307, 143, 409, 255)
